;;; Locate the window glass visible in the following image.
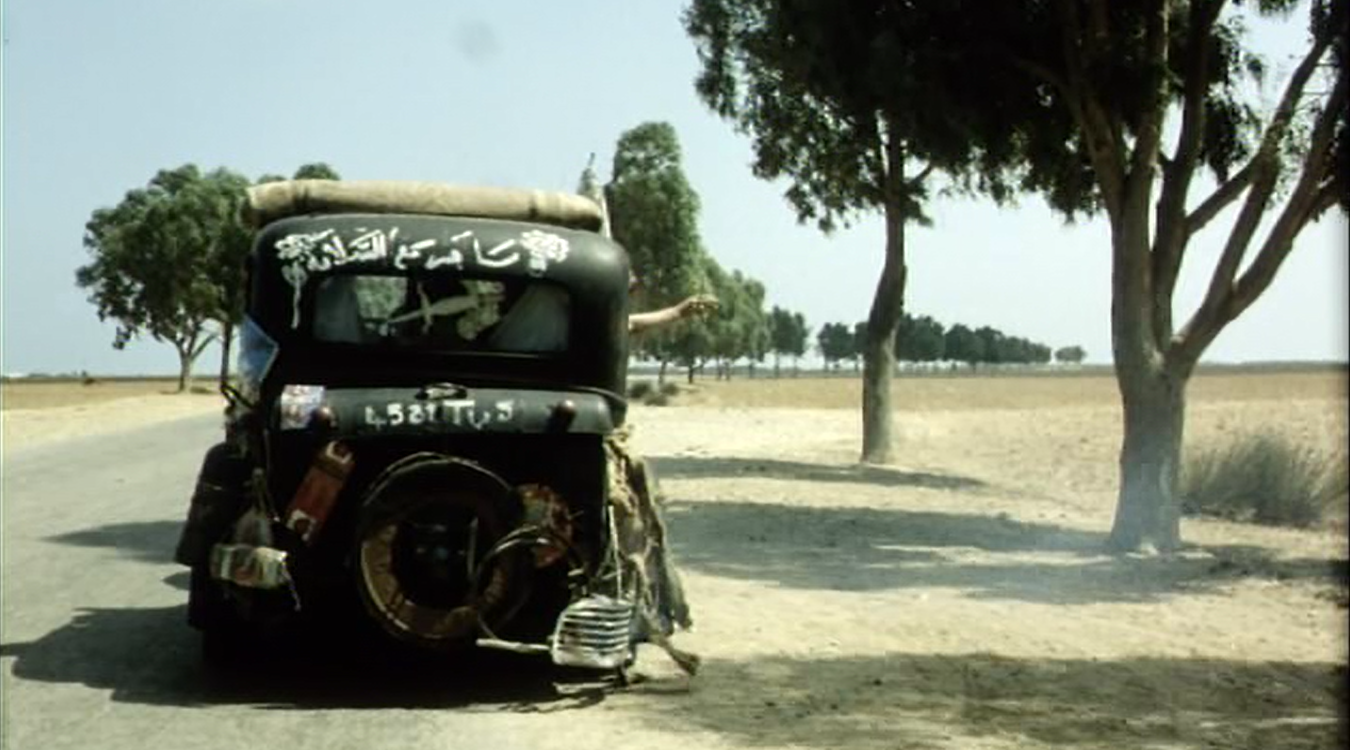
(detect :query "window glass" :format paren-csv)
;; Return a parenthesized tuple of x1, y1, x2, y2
(311, 274, 569, 353)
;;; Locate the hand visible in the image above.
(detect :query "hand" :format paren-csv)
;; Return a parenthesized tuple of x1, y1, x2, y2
(679, 295, 719, 318)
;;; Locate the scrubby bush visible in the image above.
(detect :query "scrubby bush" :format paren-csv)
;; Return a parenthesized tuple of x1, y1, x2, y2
(627, 380, 655, 400)
(659, 381, 680, 397)
(643, 391, 671, 406)
(1181, 431, 1348, 528)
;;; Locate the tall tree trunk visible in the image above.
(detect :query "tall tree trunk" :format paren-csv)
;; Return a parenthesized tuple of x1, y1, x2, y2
(686, 362, 695, 384)
(1108, 360, 1189, 551)
(773, 354, 781, 378)
(861, 145, 908, 464)
(1106, 171, 1189, 552)
(217, 320, 235, 389)
(658, 360, 668, 385)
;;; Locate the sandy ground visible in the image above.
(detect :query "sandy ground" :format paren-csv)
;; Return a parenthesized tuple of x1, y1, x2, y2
(2, 391, 225, 451)
(3, 372, 1346, 748)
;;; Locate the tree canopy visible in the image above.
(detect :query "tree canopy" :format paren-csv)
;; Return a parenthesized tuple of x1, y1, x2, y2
(76, 165, 246, 391)
(78, 162, 343, 388)
(684, 0, 1037, 462)
(606, 122, 710, 378)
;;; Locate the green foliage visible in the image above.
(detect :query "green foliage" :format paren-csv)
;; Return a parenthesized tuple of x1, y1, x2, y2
(292, 162, 341, 180)
(1055, 345, 1088, 364)
(816, 322, 854, 368)
(702, 263, 771, 377)
(1182, 431, 1347, 527)
(76, 164, 250, 390)
(767, 306, 809, 374)
(684, 0, 1027, 231)
(896, 314, 946, 362)
(606, 122, 709, 366)
(943, 324, 983, 367)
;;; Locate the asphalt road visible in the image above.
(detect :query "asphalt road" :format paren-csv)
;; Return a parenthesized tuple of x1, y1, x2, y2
(1, 415, 669, 750)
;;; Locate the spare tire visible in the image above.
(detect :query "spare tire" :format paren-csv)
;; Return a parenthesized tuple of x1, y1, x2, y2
(353, 454, 524, 650)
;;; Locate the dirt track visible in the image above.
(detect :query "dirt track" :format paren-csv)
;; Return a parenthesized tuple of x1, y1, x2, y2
(3, 371, 1346, 748)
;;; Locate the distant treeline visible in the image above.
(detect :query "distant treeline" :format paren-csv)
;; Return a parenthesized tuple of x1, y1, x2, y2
(813, 314, 1085, 370)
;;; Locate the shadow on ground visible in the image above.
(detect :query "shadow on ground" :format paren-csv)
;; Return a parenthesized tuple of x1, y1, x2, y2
(664, 498, 1347, 603)
(0, 604, 612, 711)
(628, 651, 1347, 750)
(651, 455, 986, 491)
(646, 454, 1347, 605)
(47, 520, 183, 565)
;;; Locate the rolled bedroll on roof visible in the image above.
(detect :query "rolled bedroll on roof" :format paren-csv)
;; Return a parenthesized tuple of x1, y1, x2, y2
(243, 180, 606, 232)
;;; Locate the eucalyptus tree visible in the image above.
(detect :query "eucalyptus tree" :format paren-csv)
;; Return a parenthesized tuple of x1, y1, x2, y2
(685, 0, 1025, 462)
(967, 0, 1347, 550)
(605, 122, 709, 381)
(77, 165, 241, 391)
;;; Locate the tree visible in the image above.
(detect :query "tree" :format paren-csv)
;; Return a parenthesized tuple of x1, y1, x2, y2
(975, 326, 1008, 366)
(1055, 345, 1088, 365)
(605, 122, 708, 382)
(768, 306, 799, 376)
(685, 0, 1025, 463)
(943, 324, 984, 369)
(896, 313, 946, 363)
(203, 170, 254, 387)
(76, 165, 237, 392)
(817, 322, 854, 370)
(965, 0, 1347, 550)
(789, 312, 810, 375)
(740, 276, 772, 377)
(850, 321, 868, 372)
(292, 162, 341, 181)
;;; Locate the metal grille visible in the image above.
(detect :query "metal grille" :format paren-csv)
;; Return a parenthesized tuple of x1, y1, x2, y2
(549, 594, 635, 670)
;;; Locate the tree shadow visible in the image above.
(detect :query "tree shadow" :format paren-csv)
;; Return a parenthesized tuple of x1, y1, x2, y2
(662, 500, 1349, 604)
(630, 651, 1347, 750)
(650, 455, 986, 491)
(0, 604, 613, 711)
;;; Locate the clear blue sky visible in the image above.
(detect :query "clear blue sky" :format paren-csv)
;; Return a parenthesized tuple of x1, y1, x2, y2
(2, 0, 1345, 376)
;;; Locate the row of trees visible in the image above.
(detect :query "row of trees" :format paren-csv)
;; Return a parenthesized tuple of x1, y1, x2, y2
(599, 122, 782, 383)
(684, 0, 1345, 550)
(76, 163, 340, 391)
(817, 315, 1086, 370)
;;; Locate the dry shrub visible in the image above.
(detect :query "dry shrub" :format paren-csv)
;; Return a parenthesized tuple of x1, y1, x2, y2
(628, 380, 655, 400)
(643, 392, 671, 407)
(1182, 431, 1348, 528)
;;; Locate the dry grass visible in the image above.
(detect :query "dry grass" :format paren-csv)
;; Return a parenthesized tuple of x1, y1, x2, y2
(0, 378, 194, 411)
(665, 367, 1347, 411)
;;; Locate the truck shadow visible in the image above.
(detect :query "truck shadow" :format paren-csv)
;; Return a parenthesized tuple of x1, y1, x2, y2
(0, 604, 613, 711)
